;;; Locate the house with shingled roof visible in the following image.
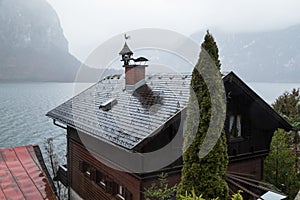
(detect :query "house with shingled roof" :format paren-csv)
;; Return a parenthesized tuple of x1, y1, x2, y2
(47, 41, 292, 200)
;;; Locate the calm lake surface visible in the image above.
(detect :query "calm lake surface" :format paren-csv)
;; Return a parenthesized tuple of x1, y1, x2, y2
(0, 82, 299, 161)
(0, 82, 93, 162)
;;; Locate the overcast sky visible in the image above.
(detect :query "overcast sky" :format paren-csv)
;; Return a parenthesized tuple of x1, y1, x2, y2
(46, 0, 300, 61)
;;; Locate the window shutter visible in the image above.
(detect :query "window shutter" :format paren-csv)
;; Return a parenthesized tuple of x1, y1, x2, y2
(78, 161, 84, 172)
(125, 189, 133, 200)
(105, 179, 109, 193)
(111, 181, 116, 195)
(105, 178, 115, 194)
(90, 168, 96, 181)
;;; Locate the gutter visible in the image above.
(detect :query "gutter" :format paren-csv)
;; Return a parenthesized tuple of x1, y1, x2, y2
(53, 119, 67, 130)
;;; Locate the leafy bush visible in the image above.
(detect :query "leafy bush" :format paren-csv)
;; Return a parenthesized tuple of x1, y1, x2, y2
(179, 188, 243, 200)
(144, 173, 177, 200)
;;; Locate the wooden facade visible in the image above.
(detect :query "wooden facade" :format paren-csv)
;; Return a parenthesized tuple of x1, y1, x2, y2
(223, 73, 292, 199)
(66, 117, 182, 200)
(68, 127, 139, 200)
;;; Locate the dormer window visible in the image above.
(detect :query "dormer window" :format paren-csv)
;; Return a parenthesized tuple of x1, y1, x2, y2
(229, 114, 242, 138)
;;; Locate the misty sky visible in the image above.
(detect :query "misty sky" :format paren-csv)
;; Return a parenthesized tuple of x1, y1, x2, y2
(46, 0, 300, 61)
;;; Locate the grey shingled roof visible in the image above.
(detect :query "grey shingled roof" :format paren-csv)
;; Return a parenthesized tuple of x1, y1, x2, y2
(46, 74, 191, 150)
(119, 42, 133, 55)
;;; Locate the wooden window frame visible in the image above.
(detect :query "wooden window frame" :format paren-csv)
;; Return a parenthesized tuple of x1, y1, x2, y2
(229, 114, 243, 140)
(78, 161, 96, 180)
(96, 170, 106, 189)
(79, 163, 132, 200)
(105, 178, 116, 195)
(116, 184, 125, 200)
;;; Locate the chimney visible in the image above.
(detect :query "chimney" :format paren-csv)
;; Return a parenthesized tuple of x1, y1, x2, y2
(119, 41, 148, 92)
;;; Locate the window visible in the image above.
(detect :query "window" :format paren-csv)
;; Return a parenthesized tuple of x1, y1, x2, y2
(79, 161, 89, 175)
(105, 178, 116, 195)
(229, 115, 242, 138)
(116, 185, 133, 200)
(78, 161, 96, 180)
(96, 171, 106, 188)
(116, 184, 125, 200)
(85, 167, 91, 178)
(99, 98, 117, 111)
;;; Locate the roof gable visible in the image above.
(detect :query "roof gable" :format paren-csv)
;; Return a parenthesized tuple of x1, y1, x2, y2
(223, 72, 292, 131)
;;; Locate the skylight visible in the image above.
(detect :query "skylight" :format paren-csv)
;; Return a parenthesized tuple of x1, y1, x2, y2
(99, 98, 117, 111)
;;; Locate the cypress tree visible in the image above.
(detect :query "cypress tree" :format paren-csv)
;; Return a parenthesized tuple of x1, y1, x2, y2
(177, 31, 229, 199)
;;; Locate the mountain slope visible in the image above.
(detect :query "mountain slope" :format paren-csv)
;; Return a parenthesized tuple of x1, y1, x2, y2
(191, 25, 300, 82)
(0, 0, 80, 82)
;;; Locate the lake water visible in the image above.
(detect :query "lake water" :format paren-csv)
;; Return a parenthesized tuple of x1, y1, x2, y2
(0, 82, 93, 163)
(0, 82, 299, 162)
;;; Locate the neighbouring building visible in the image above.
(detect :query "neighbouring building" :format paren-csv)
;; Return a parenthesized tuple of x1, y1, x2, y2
(47, 42, 292, 200)
(0, 145, 57, 200)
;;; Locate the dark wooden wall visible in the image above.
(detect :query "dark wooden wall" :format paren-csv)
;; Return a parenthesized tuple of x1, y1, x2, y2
(68, 128, 141, 200)
(224, 80, 287, 157)
(228, 157, 265, 180)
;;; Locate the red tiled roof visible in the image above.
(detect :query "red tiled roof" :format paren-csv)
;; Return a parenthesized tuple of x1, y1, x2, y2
(0, 145, 56, 200)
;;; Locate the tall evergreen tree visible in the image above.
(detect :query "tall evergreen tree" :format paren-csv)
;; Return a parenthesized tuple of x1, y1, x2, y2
(264, 128, 299, 199)
(177, 31, 229, 199)
(272, 88, 300, 170)
(272, 88, 300, 129)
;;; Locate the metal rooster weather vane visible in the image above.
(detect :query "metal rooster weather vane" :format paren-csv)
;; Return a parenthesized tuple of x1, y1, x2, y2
(124, 34, 131, 41)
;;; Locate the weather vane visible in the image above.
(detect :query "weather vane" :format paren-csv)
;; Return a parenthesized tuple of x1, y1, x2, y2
(124, 34, 130, 41)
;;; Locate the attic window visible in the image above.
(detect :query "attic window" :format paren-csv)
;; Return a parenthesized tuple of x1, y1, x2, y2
(229, 114, 242, 138)
(99, 98, 117, 111)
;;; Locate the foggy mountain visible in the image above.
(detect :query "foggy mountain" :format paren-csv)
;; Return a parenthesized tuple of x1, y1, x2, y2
(0, 0, 82, 82)
(1, 0, 299, 83)
(191, 25, 300, 82)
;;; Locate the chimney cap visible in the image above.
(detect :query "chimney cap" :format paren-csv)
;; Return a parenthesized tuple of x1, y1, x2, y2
(133, 57, 149, 62)
(119, 42, 133, 55)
